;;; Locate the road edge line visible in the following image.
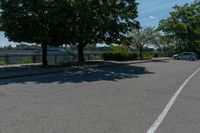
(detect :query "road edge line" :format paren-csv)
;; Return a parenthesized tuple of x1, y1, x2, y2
(146, 67, 200, 133)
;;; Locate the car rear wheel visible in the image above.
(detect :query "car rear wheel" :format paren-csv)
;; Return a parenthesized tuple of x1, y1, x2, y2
(174, 56, 179, 60)
(189, 57, 195, 61)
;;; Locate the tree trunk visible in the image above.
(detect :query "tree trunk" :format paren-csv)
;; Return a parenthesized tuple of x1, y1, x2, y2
(139, 50, 143, 60)
(77, 44, 85, 62)
(41, 43, 48, 66)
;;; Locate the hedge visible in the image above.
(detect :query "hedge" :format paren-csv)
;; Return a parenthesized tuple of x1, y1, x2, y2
(103, 51, 138, 61)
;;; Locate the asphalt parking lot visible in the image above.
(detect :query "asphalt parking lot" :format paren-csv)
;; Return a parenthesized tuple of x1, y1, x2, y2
(0, 59, 200, 133)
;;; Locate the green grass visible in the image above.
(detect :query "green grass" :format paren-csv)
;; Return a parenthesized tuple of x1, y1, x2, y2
(18, 57, 32, 64)
(48, 61, 62, 66)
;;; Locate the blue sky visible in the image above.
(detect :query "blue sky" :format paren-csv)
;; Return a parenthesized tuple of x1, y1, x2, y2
(0, 0, 196, 46)
(137, 0, 195, 26)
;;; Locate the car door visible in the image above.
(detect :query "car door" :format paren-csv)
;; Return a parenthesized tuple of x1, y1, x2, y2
(178, 53, 185, 59)
(182, 53, 191, 59)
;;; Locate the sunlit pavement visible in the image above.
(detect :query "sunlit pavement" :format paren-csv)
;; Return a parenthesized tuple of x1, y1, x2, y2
(0, 60, 199, 133)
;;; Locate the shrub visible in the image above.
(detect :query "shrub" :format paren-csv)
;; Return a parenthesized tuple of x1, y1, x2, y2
(111, 45, 128, 52)
(143, 52, 153, 60)
(0, 60, 6, 65)
(103, 45, 138, 61)
(103, 51, 138, 61)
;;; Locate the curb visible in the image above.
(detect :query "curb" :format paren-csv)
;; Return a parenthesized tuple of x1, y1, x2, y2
(0, 58, 170, 80)
(0, 68, 66, 80)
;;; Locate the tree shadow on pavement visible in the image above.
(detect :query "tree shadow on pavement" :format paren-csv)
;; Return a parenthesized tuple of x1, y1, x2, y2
(0, 63, 154, 86)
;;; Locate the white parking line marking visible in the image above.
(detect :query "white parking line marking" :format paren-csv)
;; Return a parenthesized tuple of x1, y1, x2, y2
(146, 67, 200, 133)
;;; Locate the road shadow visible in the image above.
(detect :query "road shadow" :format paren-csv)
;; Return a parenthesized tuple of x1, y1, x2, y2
(0, 63, 154, 85)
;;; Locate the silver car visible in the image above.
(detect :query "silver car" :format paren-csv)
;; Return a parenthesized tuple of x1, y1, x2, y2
(173, 52, 197, 61)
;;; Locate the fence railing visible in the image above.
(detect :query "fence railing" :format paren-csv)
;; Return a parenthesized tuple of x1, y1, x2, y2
(0, 53, 103, 65)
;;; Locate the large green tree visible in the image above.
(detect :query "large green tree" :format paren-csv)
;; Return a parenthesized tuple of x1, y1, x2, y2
(0, 0, 71, 65)
(158, 1, 200, 53)
(0, 0, 48, 65)
(0, 0, 139, 63)
(67, 0, 139, 62)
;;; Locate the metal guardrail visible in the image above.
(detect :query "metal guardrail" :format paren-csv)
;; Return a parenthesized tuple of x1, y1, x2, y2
(0, 53, 103, 64)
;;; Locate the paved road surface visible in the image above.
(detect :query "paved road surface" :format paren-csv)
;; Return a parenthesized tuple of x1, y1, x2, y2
(0, 60, 200, 133)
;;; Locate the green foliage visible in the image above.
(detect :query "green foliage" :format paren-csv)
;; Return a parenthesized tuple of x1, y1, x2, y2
(0, 0, 69, 65)
(110, 45, 130, 52)
(0, 0, 48, 44)
(18, 57, 32, 64)
(103, 51, 138, 61)
(103, 45, 138, 61)
(143, 53, 153, 59)
(0, 60, 6, 65)
(69, 0, 139, 61)
(0, 0, 139, 63)
(158, 1, 200, 52)
(129, 27, 159, 59)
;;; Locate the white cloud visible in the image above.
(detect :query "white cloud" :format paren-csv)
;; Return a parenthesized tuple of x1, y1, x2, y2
(148, 16, 156, 20)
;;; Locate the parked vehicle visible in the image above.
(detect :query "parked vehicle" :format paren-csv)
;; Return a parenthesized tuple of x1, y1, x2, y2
(172, 52, 197, 61)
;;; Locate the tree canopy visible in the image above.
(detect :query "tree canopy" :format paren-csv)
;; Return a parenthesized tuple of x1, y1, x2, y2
(0, 0, 71, 65)
(67, 0, 139, 61)
(0, 0, 139, 63)
(158, 1, 200, 53)
(129, 27, 159, 59)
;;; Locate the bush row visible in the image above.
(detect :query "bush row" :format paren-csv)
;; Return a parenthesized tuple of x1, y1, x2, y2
(103, 51, 138, 61)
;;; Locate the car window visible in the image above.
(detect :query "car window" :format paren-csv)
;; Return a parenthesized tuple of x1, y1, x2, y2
(183, 53, 192, 55)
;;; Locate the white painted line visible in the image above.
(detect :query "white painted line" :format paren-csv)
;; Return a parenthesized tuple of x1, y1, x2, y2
(146, 67, 200, 133)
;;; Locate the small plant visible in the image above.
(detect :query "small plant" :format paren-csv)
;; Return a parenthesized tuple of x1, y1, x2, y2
(143, 53, 153, 60)
(0, 60, 6, 65)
